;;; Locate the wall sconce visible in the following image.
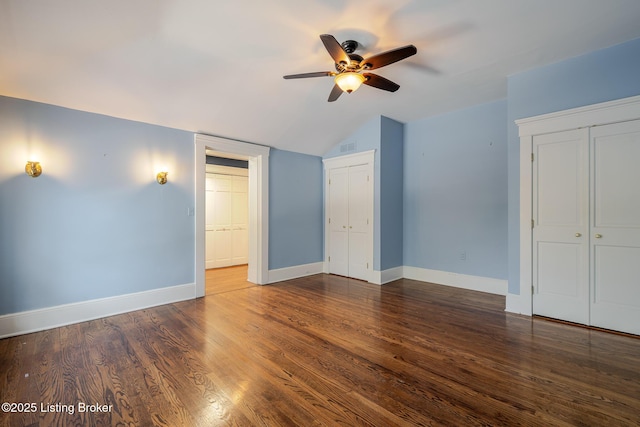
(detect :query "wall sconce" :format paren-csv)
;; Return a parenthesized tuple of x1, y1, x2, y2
(156, 171, 168, 185)
(25, 161, 42, 178)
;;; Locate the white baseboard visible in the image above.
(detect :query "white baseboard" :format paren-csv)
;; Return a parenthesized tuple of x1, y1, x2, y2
(371, 266, 404, 285)
(403, 266, 507, 296)
(505, 292, 532, 316)
(0, 283, 196, 339)
(268, 262, 324, 284)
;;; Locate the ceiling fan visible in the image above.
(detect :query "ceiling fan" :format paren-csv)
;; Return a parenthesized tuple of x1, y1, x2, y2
(283, 34, 417, 102)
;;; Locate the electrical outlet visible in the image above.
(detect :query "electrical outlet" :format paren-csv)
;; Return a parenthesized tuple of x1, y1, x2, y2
(459, 251, 467, 261)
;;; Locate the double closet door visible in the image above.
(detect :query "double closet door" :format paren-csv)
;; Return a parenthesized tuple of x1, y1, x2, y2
(326, 162, 372, 282)
(533, 120, 640, 335)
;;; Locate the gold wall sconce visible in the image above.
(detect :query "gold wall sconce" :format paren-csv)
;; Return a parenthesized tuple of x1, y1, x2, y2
(156, 171, 168, 185)
(25, 161, 42, 178)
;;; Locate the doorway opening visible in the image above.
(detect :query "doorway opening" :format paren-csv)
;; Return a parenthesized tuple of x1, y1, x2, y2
(204, 158, 251, 295)
(194, 134, 270, 298)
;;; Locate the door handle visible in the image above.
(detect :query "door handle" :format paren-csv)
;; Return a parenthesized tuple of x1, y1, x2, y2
(575, 233, 582, 237)
(595, 234, 602, 239)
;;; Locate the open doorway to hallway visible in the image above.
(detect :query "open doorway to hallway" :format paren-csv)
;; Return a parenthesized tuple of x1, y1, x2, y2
(204, 156, 252, 295)
(194, 134, 270, 298)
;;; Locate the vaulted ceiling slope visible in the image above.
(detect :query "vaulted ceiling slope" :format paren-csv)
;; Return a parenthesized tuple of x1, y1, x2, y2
(2, 0, 640, 156)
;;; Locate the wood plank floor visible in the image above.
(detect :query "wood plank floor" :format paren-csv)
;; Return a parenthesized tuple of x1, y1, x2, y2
(206, 265, 254, 295)
(1, 274, 639, 426)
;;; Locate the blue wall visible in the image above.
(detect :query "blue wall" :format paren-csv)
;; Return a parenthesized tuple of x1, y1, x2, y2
(506, 37, 640, 294)
(0, 96, 326, 316)
(269, 149, 324, 270)
(0, 96, 195, 315)
(379, 117, 404, 270)
(404, 99, 508, 279)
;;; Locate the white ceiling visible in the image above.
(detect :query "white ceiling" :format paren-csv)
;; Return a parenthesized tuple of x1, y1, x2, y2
(2, 0, 640, 156)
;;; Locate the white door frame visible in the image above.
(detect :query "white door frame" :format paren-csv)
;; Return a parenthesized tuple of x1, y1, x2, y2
(323, 150, 375, 282)
(195, 134, 270, 296)
(514, 94, 640, 315)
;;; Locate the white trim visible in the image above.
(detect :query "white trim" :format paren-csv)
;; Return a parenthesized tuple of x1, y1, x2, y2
(505, 292, 532, 315)
(268, 262, 325, 284)
(0, 283, 195, 339)
(516, 95, 640, 317)
(519, 133, 534, 316)
(371, 266, 404, 285)
(323, 150, 375, 283)
(516, 94, 640, 136)
(322, 150, 375, 168)
(195, 134, 270, 294)
(403, 266, 507, 296)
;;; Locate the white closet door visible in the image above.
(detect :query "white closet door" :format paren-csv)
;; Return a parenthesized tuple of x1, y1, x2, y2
(532, 128, 589, 324)
(205, 173, 249, 269)
(231, 176, 249, 265)
(328, 167, 349, 277)
(347, 164, 370, 281)
(205, 176, 217, 269)
(590, 120, 640, 335)
(211, 175, 233, 268)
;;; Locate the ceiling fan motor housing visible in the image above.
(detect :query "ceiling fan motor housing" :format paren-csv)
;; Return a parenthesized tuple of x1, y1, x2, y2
(341, 40, 359, 53)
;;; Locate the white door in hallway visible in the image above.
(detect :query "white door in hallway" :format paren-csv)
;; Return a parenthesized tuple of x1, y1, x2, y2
(532, 128, 590, 325)
(206, 173, 248, 269)
(589, 120, 640, 335)
(230, 175, 249, 265)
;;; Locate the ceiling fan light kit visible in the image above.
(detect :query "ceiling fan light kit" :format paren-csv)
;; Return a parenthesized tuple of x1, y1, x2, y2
(334, 72, 366, 93)
(283, 34, 417, 102)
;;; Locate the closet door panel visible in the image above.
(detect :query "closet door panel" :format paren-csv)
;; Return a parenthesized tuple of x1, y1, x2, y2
(532, 129, 589, 325)
(231, 176, 249, 265)
(348, 231, 369, 281)
(347, 164, 370, 280)
(328, 167, 349, 276)
(590, 120, 640, 335)
(348, 165, 369, 233)
(593, 126, 640, 227)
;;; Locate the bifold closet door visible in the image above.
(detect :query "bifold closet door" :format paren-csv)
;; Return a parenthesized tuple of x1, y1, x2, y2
(533, 120, 640, 335)
(327, 164, 370, 281)
(532, 128, 590, 325)
(589, 120, 640, 335)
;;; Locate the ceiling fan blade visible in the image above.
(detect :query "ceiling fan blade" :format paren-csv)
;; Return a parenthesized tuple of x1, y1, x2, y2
(328, 84, 343, 102)
(362, 73, 400, 92)
(283, 71, 334, 79)
(320, 34, 350, 66)
(361, 45, 417, 70)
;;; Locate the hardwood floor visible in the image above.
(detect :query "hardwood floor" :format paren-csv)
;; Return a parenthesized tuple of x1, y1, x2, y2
(1, 275, 639, 426)
(206, 265, 254, 295)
